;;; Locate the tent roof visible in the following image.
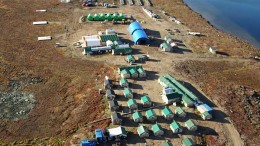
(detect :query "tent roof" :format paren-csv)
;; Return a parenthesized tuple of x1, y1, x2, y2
(151, 123, 163, 132)
(141, 95, 151, 103)
(170, 121, 181, 130)
(108, 126, 127, 137)
(162, 106, 173, 116)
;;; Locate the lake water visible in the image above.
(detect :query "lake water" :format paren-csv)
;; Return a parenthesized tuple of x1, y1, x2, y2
(183, 0, 260, 48)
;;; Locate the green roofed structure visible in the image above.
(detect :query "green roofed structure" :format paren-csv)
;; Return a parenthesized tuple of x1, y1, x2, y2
(106, 13, 112, 21)
(120, 78, 129, 88)
(99, 13, 105, 21)
(151, 123, 164, 136)
(127, 98, 138, 110)
(118, 65, 145, 79)
(162, 142, 173, 146)
(124, 88, 133, 98)
(132, 111, 143, 122)
(161, 106, 174, 120)
(182, 95, 194, 107)
(93, 14, 99, 21)
(87, 14, 93, 21)
(129, 68, 138, 78)
(141, 95, 152, 107)
(182, 138, 195, 146)
(99, 34, 119, 43)
(137, 125, 149, 138)
(185, 119, 197, 131)
(145, 109, 157, 121)
(170, 121, 182, 133)
(125, 55, 136, 63)
(175, 107, 186, 118)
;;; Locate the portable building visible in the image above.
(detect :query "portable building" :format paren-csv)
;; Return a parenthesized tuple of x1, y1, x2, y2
(111, 112, 122, 125)
(182, 95, 194, 107)
(170, 121, 182, 133)
(201, 111, 212, 120)
(129, 68, 138, 78)
(209, 47, 217, 54)
(137, 125, 149, 138)
(123, 88, 133, 98)
(107, 126, 127, 139)
(112, 46, 132, 55)
(164, 35, 174, 44)
(162, 142, 173, 146)
(145, 109, 157, 121)
(132, 111, 143, 122)
(137, 68, 146, 78)
(151, 123, 164, 136)
(93, 14, 99, 21)
(104, 76, 112, 89)
(106, 13, 112, 21)
(87, 14, 94, 21)
(106, 29, 116, 35)
(174, 107, 186, 118)
(128, 22, 150, 45)
(109, 100, 119, 112)
(160, 42, 173, 52)
(125, 55, 135, 63)
(182, 138, 195, 146)
(120, 69, 131, 78)
(162, 92, 181, 104)
(127, 99, 138, 110)
(161, 106, 174, 120)
(106, 89, 116, 100)
(99, 13, 105, 21)
(141, 95, 152, 107)
(120, 78, 129, 88)
(185, 119, 197, 131)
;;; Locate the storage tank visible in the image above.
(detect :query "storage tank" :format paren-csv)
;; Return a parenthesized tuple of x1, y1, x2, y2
(87, 14, 93, 21)
(113, 13, 119, 21)
(106, 13, 112, 21)
(119, 13, 125, 21)
(99, 13, 105, 21)
(93, 14, 99, 21)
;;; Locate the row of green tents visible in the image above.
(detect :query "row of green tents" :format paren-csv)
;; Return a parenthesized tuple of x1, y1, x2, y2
(85, 13, 125, 21)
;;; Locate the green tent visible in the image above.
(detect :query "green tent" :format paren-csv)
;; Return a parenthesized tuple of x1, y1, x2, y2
(99, 13, 105, 21)
(151, 123, 164, 136)
(87, 14, 93, 21)
(132, 111, 143, 122)
(113, 13, 119, 21)
(127, 98, 137, 110)
(106, 13, 112, 21)
(182, 138, 195, 146)
(137, 125, 149, 138)
(93, 14, 99, 21)
(146, 109, 157, 121)
(119, 13, 125, 21)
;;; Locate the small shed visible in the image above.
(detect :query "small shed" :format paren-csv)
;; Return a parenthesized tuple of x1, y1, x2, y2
(137, 125, 149, 138)
(123, 88, 133, 98)
(109, 100, 119, 112)
(174, 107, 186, 118)
(120, 78, 129, 88)
(160, 42, 172, 52)
(132, 111, 143, 122)
(141, 95, 152, 107)
(121, 69, 131, 78)
(137, 68, 146, 78)
(182, 95, 194, 107)
(127, 99, 138, 110)
(145, 109, 157, 121)
(106, 89, 116, 100)
(111, 112, 122, 125)
(209, 47, 217, 54)
(161, 106, 174, 120)
(104, 76, 112, 89)
(182, 138, 195, 146)
(185, 119, 197, 131)
(125, 55, 135, 63)
(162, 142, 173, 146)
(170, 121, 182, 133)
(162, 92, 181, 104)
(151, 123, 164, 136)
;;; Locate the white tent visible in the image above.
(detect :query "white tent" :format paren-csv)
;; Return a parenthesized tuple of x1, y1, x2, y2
(108, 126, 127, 138)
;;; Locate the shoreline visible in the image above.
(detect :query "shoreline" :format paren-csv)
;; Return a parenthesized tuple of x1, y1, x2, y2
(153, 0, 259, 57)
(182, 0, 260, 49)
